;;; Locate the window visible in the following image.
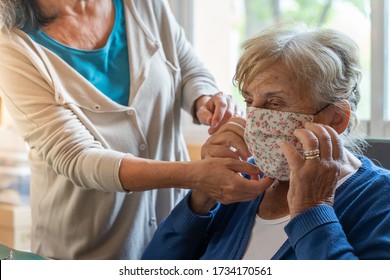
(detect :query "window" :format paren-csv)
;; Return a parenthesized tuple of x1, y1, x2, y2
(172, 0, 390, 143)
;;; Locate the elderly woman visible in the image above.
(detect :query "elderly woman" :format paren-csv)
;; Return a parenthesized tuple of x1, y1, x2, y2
(0, 0, 272, 260)
(142, 24, 390, 260)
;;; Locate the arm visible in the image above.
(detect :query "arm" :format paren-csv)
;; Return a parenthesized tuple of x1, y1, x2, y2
(286, 201, 390, 259)
(281, 123, 390, 259)
(142, 192, 221, 259)
(285, 205, 358, 259)
(158, 0, 242, 134)
(0, 41, 270, 199)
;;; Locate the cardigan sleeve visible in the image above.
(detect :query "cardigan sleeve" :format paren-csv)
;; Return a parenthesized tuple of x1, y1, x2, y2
(285, 203, 390, 259)
(142, 192, 221, 259)
(155, 0, 220, 120)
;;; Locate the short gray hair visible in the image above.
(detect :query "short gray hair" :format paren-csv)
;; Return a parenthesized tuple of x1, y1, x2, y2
(0, 0, 54, 31)
(234, 23, 365, 154)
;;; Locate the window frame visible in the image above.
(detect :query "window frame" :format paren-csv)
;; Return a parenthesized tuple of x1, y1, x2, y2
(370, 0, 389, 137)
(173, 0, 390, 141)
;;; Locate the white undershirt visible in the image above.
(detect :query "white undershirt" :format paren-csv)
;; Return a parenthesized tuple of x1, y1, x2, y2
(242, 214, 290, 260)
(242, 166, 360, 260)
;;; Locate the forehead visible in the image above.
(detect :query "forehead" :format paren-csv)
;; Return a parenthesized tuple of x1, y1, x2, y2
(246, 61, 301, 94)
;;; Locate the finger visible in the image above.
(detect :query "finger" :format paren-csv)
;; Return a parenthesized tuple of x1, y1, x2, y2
(202, 131, 250, 160)
(219, 175, 274, 204)
(304, 122, 333, 161)
(206, 118, 251, 159)
(225, 159, 258, 174)
(210, 95, 235, 128)
(293, 127, 321, 161)
(203, 146, 242, 160)
(322, 125, 344, 161)
(217, 119, 246, 133)
(218, 117, 246, 130)
(208, 114, 244, 135)
(197, 106, 213, 126)
(280, 141, 304, 171)
(231, 116, 246, 125)
(209, 95, 227, 128)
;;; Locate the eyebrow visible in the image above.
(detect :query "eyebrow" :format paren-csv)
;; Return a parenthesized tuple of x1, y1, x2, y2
(243, 90, 285, 99)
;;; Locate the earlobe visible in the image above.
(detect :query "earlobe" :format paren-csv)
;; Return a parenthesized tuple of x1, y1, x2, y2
(331, 100, 351, 134)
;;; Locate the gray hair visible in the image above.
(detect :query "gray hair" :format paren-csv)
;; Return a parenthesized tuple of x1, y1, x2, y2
(0, 0, 54, 31)
(234, 23, 366, 154)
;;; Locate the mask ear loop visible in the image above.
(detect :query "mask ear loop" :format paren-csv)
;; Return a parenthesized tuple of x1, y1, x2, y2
(314, 103, 332, 115)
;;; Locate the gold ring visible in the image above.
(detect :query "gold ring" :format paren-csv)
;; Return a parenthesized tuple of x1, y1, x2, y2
(304, 154, 320, 160)
(304, 149, 320, 160)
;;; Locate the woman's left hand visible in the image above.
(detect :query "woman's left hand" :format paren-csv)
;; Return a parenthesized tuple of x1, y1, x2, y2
(195, 92, 243, 135)
(280, 122, 343, 219)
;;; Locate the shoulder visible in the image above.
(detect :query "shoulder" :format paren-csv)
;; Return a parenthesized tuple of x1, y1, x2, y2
(0, 29, 34, 50)
(0, 29, 45, 66)
(357, 155, 390, 186)
(0, 30, 36, 73)
(0, 29, 56, 85)
(337, 155, 390, 206)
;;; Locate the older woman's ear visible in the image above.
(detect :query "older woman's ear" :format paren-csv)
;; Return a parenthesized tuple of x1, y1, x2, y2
(315, 100, 351, 134)
(329, 99, 351, 134)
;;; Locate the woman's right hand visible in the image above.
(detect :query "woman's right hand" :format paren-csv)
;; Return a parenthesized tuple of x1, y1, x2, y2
(187, 157, 273, 205)
(201, 117, 252, 161)
(188, 117, 273, 208)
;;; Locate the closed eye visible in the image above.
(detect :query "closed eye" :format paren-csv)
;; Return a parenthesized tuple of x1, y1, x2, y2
(244, 99, 253, 106)
(265, 98, 285, 110)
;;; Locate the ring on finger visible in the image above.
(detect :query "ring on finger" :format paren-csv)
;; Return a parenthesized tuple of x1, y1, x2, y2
(304, 148, 320, 160)
(304, 154, 320, 160)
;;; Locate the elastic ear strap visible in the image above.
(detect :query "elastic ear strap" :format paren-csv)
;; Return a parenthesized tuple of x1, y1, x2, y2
(314, 103, 332, 115)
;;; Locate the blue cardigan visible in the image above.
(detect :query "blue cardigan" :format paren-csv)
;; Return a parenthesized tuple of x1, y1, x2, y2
(142, 156, 390, 259)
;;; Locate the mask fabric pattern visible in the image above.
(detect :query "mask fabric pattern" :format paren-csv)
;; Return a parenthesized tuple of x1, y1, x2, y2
(244, 107, 314, 181)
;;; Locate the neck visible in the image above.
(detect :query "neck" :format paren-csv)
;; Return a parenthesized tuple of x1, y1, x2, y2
(258, 180, 290, 219)
(38, 0, 115, 50)
(38, 0, 91, 18)
(339, 149, 361, 179)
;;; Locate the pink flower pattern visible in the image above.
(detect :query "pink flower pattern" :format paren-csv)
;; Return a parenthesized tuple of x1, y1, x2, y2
(244, 107, 314, 180)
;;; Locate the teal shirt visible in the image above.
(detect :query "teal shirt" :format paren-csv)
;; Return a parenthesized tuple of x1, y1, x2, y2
(27, 0, 130, 106)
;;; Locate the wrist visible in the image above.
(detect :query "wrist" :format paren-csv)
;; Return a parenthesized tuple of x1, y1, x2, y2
(189, 190, 217, 215)
(119, 156, 192, 191)
(194, 95, 211, 115)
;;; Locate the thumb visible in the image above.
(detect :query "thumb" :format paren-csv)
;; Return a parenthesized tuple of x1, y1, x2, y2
(229, 160, 262, 176)
(197, 107, 213, 126)
(280, 142, 302, 171)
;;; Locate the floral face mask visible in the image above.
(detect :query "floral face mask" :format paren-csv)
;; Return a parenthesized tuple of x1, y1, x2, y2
(244, 107, 314, 181)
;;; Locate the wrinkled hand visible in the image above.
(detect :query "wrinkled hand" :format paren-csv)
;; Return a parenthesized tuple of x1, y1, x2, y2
(280, 122, 343, 219)
(187, 117, 273, 212)
(187, 157, 274, 206)
(201, 117, 251, 161)
(196, 92, 243, 135)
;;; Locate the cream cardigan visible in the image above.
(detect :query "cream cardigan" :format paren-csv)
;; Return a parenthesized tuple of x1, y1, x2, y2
(0, 0, 218, 259)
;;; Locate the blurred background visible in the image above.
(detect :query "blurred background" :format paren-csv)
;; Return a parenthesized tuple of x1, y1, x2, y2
(0, 0, 389, 251)
(169, 0, 389, 149)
